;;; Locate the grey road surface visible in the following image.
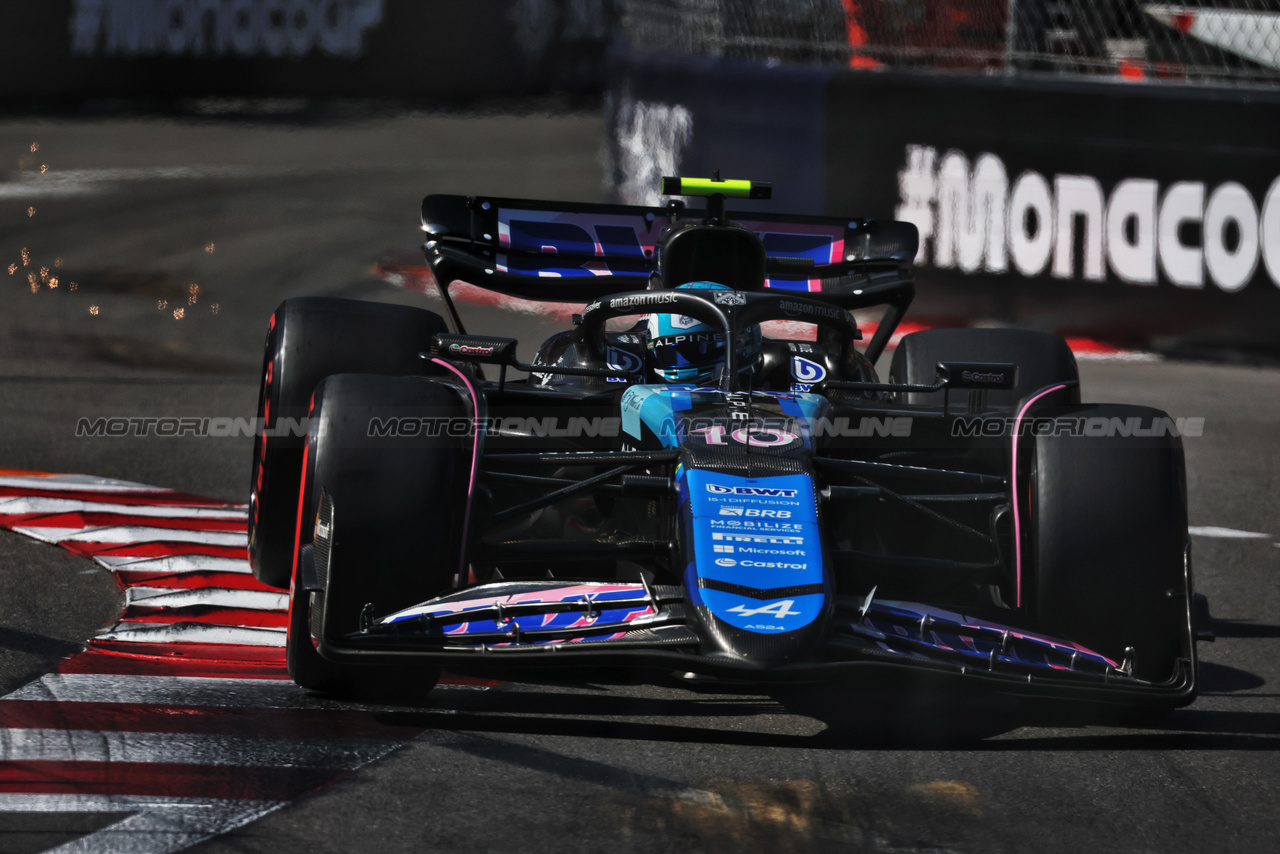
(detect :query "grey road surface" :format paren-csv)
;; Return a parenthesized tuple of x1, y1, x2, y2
(0, 110, 1276, 854)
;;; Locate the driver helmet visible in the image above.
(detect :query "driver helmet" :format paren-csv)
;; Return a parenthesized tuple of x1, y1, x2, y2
(644, 282, 762, 385)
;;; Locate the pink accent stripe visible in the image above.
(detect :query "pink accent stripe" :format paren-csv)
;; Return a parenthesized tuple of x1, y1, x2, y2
(0, 511, 246, 531)
(430, 358, 482, 587)
(1010, 383, 1070, 609)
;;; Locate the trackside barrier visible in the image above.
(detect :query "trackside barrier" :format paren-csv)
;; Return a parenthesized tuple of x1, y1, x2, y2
(2, 0, 612, 101)
(605, 49, 1280, 356)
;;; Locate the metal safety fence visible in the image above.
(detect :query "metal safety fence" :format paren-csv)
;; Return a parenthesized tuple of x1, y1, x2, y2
(621, 0, 1280, 86)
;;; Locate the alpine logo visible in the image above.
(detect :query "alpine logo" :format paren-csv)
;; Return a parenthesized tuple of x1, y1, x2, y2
(706, 484, 799, 497)
(726, 599, 801, 619)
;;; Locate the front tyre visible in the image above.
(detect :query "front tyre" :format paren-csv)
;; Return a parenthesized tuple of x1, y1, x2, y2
(286, 373, 470, 695)
(249, 298, 446, 589)
(1023, 403, 1191, 686)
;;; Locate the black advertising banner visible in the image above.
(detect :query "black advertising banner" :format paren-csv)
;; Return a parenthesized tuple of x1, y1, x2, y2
(824, 71, 1280, 353)
(1, 0, 612, 101)
(603, 50, 832, 215)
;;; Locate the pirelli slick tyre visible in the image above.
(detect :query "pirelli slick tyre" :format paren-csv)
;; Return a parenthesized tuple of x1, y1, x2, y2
(286, 373, 471, 694)
(249, 298, 447, 590)
(890, 328, 1080, 409)
(1024, 404, 1190, 685)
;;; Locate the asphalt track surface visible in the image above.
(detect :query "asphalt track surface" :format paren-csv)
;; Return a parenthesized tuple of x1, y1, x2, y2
(0, 109, 1277, 854)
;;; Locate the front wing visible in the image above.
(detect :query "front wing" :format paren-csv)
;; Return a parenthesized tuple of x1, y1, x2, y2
(321, 561, 1199, 709)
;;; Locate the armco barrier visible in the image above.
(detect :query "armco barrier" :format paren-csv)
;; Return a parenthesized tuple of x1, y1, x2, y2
(606, 50, 1280, 355)
(4, 0, 611, 101)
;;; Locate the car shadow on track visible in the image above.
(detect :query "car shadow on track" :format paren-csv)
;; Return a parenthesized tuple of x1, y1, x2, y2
(352, 661, 1278, 751)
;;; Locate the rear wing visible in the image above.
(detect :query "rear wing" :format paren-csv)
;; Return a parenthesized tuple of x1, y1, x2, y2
(420, 194, 917, 305)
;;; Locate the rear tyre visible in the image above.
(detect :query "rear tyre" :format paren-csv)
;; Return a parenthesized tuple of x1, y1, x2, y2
(1024, 403, 1189, 684)
(249, 298, 447, 589)
(286, 373, 470, 695)
(890, 328, 1080, 409)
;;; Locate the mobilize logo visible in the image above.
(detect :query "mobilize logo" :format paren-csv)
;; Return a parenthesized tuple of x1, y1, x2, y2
(706, 484, 799, 498)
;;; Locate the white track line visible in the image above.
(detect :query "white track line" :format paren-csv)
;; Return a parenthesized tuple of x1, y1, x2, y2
(98, 555, 253, 574)
(41, 801, 287, 854)
(15, 526, 247, 546)
(0, 795, 288, 854)
(6, 673, 304, 708)
(94, 624, 286, 647)
(125, 588, 288, 610)
(0, 729, 394, 769)
(0, 475, 177, 492)
(0, 496, 245, 518)
(1188, 526, 1271, 539)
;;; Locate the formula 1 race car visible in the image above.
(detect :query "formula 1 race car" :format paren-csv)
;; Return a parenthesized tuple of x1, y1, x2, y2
(248, 176, 1211, 710)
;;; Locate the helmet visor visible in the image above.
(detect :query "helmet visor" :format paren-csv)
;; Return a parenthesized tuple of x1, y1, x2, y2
(648, 333, 726, 370)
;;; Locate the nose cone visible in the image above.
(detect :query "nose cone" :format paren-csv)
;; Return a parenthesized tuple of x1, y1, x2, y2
(679, 468, 832, 663)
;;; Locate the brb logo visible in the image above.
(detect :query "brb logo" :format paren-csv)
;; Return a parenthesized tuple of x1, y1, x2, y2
(897, 144, 1280, 293)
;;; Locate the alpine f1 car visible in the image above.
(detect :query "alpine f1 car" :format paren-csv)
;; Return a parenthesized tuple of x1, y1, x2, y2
(248, 176, 1211, 709)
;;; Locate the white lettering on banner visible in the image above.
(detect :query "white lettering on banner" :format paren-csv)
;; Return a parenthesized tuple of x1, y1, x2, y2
(70, 0, 385, 58)
(1106, 178, 1158, 284)
(896, 144, 1280, 292)
(608, 88, 693, 207)
(1160, 181, 1204, 288)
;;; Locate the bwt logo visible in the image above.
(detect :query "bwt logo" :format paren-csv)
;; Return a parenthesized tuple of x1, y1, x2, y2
(706, 484, 798, 498)
(790, 356, 826, 384)
(70, 0, 385, 59)
(897, 144, 1280, 292)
